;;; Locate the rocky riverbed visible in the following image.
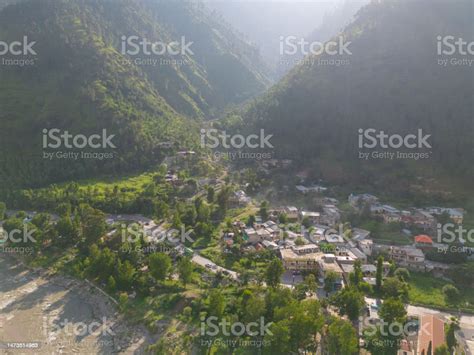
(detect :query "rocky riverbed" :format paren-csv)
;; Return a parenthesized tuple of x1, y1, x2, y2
(0, 255, 153, 354)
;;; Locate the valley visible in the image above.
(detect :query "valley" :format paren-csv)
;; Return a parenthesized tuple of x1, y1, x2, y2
(0, 0, 473, 354)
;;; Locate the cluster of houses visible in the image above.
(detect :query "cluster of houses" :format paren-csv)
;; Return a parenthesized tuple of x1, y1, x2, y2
(295, 184, 328, 194)
(162, 150, 197, 168)
(348, 193, 465, 229)
(227, 204, 343, 251)
(277, 229, 379, 291)
(165, 170, 180, 185)
(220, 189, 469, 354)
(223, 191, 469, 292)
(257, 159, 293, 175)
(223, 200, 377, 291)
(230, 190, 252, 206)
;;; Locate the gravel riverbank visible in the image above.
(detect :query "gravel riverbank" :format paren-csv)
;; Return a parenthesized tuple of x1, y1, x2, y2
(0, 255, 153, 354)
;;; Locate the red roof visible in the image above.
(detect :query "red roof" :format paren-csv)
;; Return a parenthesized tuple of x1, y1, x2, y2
(418, 315, 445, 354)
(415, 235, 433, 244)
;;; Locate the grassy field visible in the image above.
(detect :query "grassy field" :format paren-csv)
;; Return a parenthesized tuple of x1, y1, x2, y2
(55, 171, 156, 199)
(408, 272, 474, 312)
(75, 172, 154, 190)
(358, 220, 412, 245)
(370, 232, 411, 245)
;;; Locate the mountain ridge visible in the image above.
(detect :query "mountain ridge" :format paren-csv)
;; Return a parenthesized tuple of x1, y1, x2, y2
(0, 0, 270, 188)
(238, 0, 474, 188)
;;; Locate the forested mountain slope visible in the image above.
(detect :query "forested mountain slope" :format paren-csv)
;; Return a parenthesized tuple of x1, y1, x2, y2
(0, 0, 269, 187)
(241, 0, 474, 188)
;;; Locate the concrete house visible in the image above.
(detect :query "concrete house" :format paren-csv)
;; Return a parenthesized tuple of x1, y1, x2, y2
(300, 211, 321, 224)
(389, 246, 425, 271)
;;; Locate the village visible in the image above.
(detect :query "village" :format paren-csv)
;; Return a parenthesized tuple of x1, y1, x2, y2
(224, 188, 468, 281)
(1, 151, 473, 354)
(218, 185, 473, 354)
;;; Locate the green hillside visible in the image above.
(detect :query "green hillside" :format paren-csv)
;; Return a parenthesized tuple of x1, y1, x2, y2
(240, 0, 473, 190)
(0, 0, 270, 188)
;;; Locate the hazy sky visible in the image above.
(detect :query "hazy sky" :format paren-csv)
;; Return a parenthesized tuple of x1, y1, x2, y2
(205, 0, 345, 66)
